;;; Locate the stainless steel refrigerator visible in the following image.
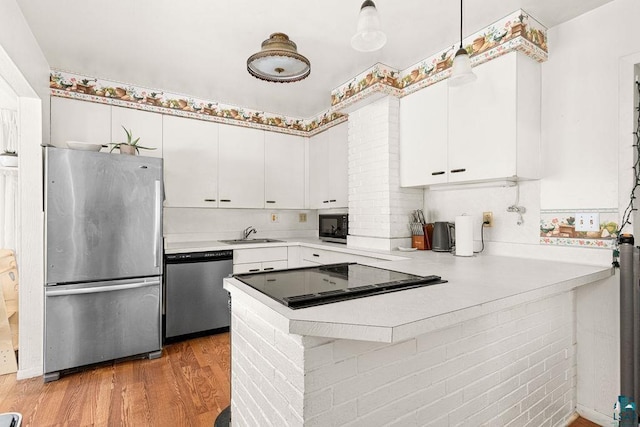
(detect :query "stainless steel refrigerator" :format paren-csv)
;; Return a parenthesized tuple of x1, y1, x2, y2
(44, 147, 163, 382)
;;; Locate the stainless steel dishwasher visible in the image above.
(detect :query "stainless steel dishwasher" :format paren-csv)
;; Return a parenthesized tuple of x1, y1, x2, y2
(164, 250, 233, 341)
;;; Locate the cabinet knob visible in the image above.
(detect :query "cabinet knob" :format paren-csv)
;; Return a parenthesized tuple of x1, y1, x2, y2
(249, 269, 259, 272)
(266, 200, 276, 204)
(220, 199, 231, 202)
(329, 199, 336, 203)
(431, 171, 445, 176)
(312, 253, 320, 257)
(204, 199, 216, 202)
(450, 168, 466, 174)
(323, 200, 329, 204)
(263, 267, 274, 271)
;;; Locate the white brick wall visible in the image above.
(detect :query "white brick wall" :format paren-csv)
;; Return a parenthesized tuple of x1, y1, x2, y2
(348, 96, 423, 248)
(231, 289, 577, 426)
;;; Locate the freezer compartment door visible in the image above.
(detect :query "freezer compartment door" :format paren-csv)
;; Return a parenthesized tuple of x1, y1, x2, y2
(44, 276, 162, 374)
(46, 148, 163, 284)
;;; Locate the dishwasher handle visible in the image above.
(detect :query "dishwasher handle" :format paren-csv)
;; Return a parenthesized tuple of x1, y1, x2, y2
(46, 279, 160, 297)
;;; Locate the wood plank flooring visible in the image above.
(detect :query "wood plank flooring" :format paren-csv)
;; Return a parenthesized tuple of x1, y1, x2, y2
(0, 332, 607, 426)
(0, 332, 230, 427)
(570, 417, 602, 427)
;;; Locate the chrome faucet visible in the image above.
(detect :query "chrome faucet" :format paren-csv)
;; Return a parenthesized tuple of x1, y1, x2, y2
(242, 226, 257, 240)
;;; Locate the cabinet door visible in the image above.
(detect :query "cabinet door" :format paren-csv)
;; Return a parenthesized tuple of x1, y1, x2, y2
(448, 53, 516, 182)
(264, 132, 305, 209)
(51, 97, 111, 147)
(309, 132, 330, 209)
(163, 115, 218, 207)
(399, 80, 448, 186)
(328, 124, 349, 208)
(309, 122, 349, 209)
(218, 125, 265, 208)
(111, 106, 163, 158)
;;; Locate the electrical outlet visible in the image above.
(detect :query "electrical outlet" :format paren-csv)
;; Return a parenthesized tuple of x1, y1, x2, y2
(299, 213, 307, 223)
(270, 213, 279, 223)
(483, 212, 493, 227)
(575, 212, 599, 232)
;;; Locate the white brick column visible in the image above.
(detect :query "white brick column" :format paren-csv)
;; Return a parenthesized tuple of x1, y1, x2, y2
(347, 96, 423, 251)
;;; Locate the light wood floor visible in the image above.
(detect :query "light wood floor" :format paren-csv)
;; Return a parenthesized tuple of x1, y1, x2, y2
(570, 417, 601, 427)
(0, 332, 606, 426)
(0, 332, 230, 427)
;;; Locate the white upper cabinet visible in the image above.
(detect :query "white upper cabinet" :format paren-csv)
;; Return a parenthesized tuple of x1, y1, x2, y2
(111, 106, 163, 158)
(162, 115, 219, 208)
(264, 132, 305, 209)
(399, 51, 541, 187)
(309, 122, 348, 209)
(399, 79, 449, 186)
(218, 125, 265, 208)
(51, 97, 111, 147)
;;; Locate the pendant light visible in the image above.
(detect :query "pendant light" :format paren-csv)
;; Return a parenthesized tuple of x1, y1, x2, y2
(351, 0, 387, 52)
(247, 33, 310, 83)
(448, 0, 477, 86)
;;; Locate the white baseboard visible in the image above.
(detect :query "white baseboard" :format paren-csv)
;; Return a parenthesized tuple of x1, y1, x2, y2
(17, 366, 43, 380)
(577, 404, 614, 426)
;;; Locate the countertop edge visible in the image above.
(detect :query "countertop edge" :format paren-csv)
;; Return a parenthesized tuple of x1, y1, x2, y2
(224, 267, 613, 343)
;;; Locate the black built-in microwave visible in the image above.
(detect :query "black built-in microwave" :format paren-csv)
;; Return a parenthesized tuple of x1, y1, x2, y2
(319, 214, 348, 244)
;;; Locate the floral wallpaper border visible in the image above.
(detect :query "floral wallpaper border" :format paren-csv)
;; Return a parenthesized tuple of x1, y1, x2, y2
(50, 9, 545, 137)
(329, 9, 548, 113)
(539, 210, 619, 249)
(50, 70, 347, 137)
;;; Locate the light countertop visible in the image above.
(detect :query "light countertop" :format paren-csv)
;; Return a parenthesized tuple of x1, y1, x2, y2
(223, 246, 613, 343)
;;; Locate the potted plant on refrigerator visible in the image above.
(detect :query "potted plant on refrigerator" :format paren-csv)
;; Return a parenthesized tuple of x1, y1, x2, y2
(110, 126, 155, 155)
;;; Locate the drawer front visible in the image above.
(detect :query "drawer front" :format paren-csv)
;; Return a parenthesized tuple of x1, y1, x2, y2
(261, 260, 288, 272)
(234, 247, 288, 264)
(300, 247, 336, 264)
(233, 262, 263, 274)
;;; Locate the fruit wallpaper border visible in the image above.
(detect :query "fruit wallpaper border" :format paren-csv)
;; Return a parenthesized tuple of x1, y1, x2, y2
(539, 210, 619, 249)
(330, 9, 547, 113)
(50, 71, 346, 137)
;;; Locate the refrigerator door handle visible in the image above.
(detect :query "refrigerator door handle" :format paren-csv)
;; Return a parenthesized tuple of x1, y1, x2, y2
(46, 279, 160, 297)
(154, 180, 162, 268)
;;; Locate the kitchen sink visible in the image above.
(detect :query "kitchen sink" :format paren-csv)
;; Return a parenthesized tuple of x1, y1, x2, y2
(219, 238, 284, 244)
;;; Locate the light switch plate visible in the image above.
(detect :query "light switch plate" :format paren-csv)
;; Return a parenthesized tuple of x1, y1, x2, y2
(575, 213, 600, 232)
(270, 213, 279, 223)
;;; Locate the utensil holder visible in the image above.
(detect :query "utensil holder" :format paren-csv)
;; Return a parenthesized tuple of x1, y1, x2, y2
(423, 224, 434, 250)
(411, 235, 426, 250)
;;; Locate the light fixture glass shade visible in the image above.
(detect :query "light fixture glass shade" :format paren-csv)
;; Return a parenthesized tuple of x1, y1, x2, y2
(247, 33, 310, 83)
(448, 48, 477, 87)
(351, 0, 387, 52)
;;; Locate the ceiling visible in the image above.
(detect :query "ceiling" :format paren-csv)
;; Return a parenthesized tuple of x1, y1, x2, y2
(17, 0, 613, 118)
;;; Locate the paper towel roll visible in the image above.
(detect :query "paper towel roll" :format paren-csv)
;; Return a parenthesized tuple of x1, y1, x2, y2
(455, 215, 474, 257)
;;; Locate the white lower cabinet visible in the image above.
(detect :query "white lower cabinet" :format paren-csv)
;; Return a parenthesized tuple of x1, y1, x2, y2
(299, 247, 385, 266)
(218, 126, 265, 208)
(162, 115, 219, 207)
(233, 247, 288, 274)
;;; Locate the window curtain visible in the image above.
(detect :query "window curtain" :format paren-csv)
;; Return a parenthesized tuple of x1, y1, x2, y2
(0, 108, 18, 250)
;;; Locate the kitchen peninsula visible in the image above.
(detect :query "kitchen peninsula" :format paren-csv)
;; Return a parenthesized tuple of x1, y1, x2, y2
(222, 248, 611, 426)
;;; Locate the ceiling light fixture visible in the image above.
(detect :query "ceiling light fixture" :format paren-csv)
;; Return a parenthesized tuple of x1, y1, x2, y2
(351, 0, 387, 52)
(247, 32, 310, 83)
(448, 0, 477, 86)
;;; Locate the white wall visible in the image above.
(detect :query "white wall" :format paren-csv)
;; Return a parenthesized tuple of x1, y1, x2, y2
(424, 0, 640, 422)
(0, 0, 50, 378)
(164, 208, 317, 242)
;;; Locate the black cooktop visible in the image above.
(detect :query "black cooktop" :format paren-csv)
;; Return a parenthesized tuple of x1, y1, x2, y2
(234, 263, 446, 309)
